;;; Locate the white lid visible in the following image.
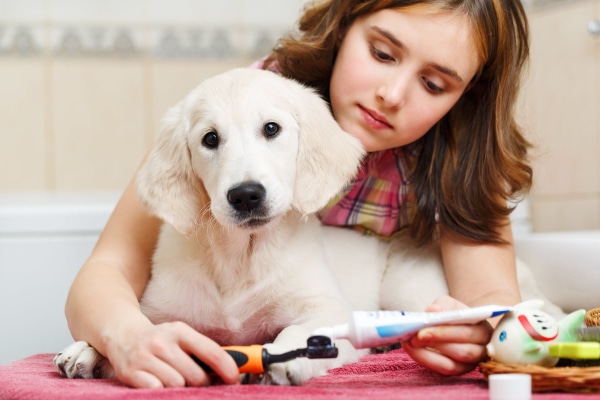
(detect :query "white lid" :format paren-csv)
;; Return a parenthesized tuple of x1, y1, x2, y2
(312, 323, 350, 342)
(312, 326, 335, 339)
(489, 374, 531, 400)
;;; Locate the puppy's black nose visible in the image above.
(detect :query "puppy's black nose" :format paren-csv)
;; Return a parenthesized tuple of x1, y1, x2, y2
(227, 182, 266, 212)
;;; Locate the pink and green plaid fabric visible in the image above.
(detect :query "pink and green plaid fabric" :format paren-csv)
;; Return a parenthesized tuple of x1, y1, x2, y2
(318, 142, 422, 238)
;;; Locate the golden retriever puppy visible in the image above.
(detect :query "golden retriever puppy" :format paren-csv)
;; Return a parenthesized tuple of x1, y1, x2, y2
(54, 68, 367, 385)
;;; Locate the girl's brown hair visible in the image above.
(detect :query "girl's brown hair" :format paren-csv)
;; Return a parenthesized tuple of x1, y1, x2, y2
(264, 0, 532, 245)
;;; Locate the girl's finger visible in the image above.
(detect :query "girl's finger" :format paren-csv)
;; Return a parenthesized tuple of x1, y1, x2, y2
(117, 357, 185, 388)
(421, 341, 487, 365)
(121, 369, 165, 389)
(412, 321, 493, 345)
(179, 330, 240, 385)
(402, 340, 475, 376)
(154, 347, 212, 387)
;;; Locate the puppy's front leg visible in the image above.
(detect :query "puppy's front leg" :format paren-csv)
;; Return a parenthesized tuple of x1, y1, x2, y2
(262, 324, 366, 385)
(54, 341, 115, 379)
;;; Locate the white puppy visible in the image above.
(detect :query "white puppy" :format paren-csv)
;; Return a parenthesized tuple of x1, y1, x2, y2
(54, 68, 367, 385)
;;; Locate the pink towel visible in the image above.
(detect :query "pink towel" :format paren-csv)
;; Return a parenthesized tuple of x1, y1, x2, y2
(0, 349, 587, 399)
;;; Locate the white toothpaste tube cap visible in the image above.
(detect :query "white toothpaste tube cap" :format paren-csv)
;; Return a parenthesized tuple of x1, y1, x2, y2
(488, 373, 531, 400)
(313, 324, 349, 342)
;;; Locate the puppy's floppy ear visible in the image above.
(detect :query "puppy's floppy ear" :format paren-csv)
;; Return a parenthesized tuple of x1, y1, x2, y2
(136, 101, 204, 236)
(292, 85, 365, 215)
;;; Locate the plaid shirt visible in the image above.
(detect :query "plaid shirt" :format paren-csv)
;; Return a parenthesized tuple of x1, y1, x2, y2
(318, 142, 423, 238)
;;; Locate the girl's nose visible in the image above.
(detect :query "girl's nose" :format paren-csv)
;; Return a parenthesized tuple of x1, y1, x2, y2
(376, 73, 409, 109)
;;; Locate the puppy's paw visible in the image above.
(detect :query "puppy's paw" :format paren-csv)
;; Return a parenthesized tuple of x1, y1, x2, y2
(264, 358, 319, 386)
(53, 341, 115, 379)
(257, 343, 327, 386)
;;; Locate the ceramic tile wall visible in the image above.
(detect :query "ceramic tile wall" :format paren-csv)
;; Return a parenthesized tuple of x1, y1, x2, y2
(0, 0, 308, 190)
(521, 0, 600, 231)
(522, 0, 591, 11)
(2, 0, 599, 232)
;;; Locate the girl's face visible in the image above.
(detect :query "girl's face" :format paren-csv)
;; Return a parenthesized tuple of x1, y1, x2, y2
(330, 8, 480, 152)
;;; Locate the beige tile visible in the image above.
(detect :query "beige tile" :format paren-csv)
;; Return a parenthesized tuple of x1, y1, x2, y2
(51, 59, 148, 190)
(524, 2, 599, 196)
(530, 195, 600, 231)
(240, 0, 307, 27)
(148, 0, 238, 26)
(49, 0, 145, 24)
(149, 60, 246, 141)
(0, 59, 48, 190)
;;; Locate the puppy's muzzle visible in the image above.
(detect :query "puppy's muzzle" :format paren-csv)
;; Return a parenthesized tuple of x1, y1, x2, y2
(227, 182, 270, 227)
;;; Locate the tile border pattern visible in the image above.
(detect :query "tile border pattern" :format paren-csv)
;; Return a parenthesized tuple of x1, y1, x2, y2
(522, 0, 590, 11)
(1, 1, 588, 59)
(0, 24, 288, 59)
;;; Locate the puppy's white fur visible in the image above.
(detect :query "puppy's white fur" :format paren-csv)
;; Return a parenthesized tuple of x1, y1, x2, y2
(54, 68, 563, 386)
(55, 68, 367, 385)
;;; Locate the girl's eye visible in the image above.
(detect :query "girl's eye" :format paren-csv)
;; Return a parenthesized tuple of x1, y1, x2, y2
(424, 79, 444, 94)
(263, 122, 281, 138)
(202, 131, 219, 148)
(370, 45, 394, 62)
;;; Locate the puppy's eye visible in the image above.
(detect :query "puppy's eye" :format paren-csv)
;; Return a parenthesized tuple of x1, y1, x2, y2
(263, 122, 280, 138)
(202, 131, 219, 149)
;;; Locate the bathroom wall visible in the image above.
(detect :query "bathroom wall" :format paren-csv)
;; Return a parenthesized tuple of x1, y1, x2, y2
(520, 0, 600, 231)
(0, 0, 307, 191)
(1, 0, 600, 232)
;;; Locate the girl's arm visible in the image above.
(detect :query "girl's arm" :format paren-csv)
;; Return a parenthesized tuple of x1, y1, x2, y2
(441, 221, 521, 307)
(64, 172, 239, 388)
(401, 219, 521, 375)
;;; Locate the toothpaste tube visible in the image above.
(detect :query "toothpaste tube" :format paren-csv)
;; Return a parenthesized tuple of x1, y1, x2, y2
(314, 305, 512, 349)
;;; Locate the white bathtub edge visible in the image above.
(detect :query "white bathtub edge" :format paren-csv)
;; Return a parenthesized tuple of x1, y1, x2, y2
(0, 191, 120, 234)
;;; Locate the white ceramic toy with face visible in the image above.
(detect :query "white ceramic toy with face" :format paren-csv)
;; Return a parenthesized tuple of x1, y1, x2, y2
(486, 300, 585, 367)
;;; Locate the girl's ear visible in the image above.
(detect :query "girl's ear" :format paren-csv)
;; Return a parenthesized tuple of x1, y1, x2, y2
(135, 101, 206, 236)
(292, 84, 365, 215)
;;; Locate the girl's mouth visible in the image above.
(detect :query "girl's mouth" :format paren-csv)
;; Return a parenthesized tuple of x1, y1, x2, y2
(359, 105, 393, 130)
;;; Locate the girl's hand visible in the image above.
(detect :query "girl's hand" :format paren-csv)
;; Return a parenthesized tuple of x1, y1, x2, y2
(401, 296, 494, 375)
(103, 320, 240, 388)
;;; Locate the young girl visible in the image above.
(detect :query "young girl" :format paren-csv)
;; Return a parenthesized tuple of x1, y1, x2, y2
(64, 0, 531, 388)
